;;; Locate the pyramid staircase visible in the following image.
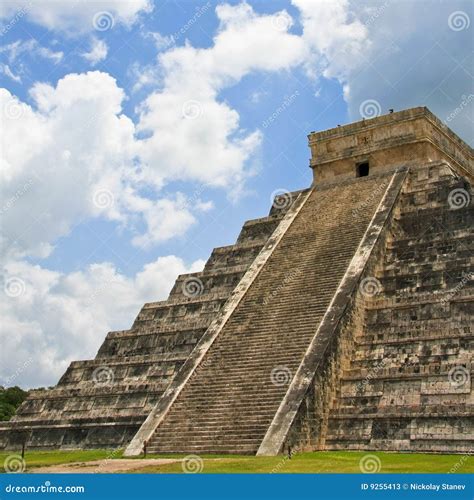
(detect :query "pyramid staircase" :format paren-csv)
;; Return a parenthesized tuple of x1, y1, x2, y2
(125, 169, 407, 455)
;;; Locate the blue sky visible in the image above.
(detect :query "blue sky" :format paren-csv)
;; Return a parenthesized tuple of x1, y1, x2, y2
(0, 0, 472, 387)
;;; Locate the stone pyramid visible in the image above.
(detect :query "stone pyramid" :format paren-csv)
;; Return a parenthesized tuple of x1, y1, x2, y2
(1, 107, 472, 455)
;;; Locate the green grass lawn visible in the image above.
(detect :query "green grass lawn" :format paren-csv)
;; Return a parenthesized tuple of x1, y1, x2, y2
(1, 449, 472, 474)
(135, 451, 474, 474)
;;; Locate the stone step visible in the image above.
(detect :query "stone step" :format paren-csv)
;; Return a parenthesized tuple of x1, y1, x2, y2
(169, 265, 249, 299)
(236, 215, 285, 244)
(352, 351, 471, 366)
(327, 406, 474, 420)
(353, 336, 472, 352)
(157, 416, 275, 429)
(188, 367, 299, 380)
(334, 393, 473, 408)
(209, 341, 313, 353)
(203, 240, 268, 273)
(365, 290, 473, 309)
(398, 183, 471, 213)
(356, 332, 474, 347)
(18, 384, 166, 400)
(381, 255, 472, 274)
(133, 301, 227, 326)
(114, 318, 212, 337)
(387, 227, 470, 247)
(96, 329, 207, 359)
(66, 353, 190, 369)
(397, 207, 472, 236)
(147, 444, 258, 455)
(386, 233, 473, 258)
(377, 269, 473, 293)
(150, 436, 266, 448)
(105, 319, 211, 340)
(173, 383, 287, 395)
(149, 435, 264, 446)
(341, 365, 472, 380)
(173, 399, 284, 410)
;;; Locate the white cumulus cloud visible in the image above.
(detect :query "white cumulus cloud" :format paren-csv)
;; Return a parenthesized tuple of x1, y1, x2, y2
(0, 256, 205, 388)
(0, 0, 152, 33)
(293, 0, 369, 82)
(81, 37, 108, 65)
(0, 71, 212, 259)
(136, 2, 307, 193)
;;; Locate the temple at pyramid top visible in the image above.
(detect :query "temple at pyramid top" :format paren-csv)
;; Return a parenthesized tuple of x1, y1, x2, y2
(308, 107, 472, 184)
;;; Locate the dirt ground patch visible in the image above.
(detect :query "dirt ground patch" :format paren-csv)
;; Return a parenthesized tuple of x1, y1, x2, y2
(30, 458, 182, 474)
